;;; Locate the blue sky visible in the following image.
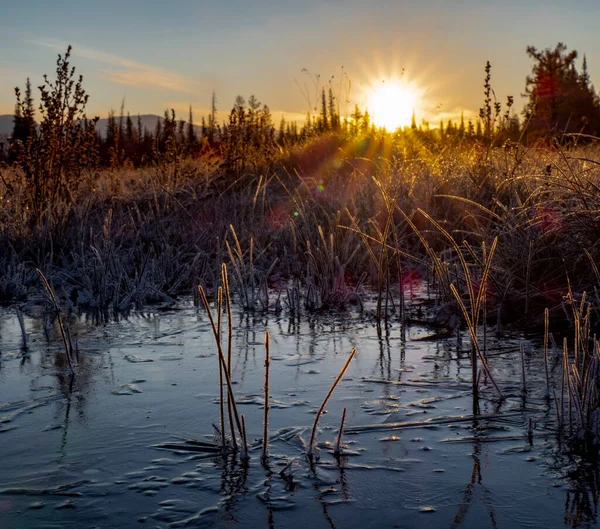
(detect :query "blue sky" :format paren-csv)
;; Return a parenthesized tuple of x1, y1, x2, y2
(1, 0, 599, 124)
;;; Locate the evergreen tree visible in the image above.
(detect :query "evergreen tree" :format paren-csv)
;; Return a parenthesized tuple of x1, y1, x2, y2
(124, 112, 135, 164)
(459, 112, 465, 138)
(362, 110, 370, 130)
(118, 99, 125, 151)
(351, 105, 363, 134)
(278, 115, 286, 143)
(104, 110, 118, 166)
(304, 111, 313, 137)
(201, 116, 207, 138)
(581, 54, 590, 86)
(247, 95, 261, 147)
(523, 43, 600, 135)
(187, 105, 197, 155)
(126, 113, 135, 143)
(137, 114, 143, 143)
(154, 117, 162, 154)
(320, 88, 328, 131)
(468, 120, 475, 136)
(208, 91, 218, 145)
(328, 88, 339, 130)
(10, 78, 36, 161)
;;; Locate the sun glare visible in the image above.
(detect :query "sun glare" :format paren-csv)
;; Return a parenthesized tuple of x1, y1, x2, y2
(367, 81, 416, 131)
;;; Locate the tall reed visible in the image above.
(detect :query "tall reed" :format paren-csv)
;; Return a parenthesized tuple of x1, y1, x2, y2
(262, 330, 271, 462)
(222, 264, 238, 450)
(399, 209, 503, 402)
(216, 287, 226, 448)
(36, 269, 74, 373)
(307, 348, 357, 459)
(334, 407, 347, 457)
(198, 285, 248, 459)
(558, 289, 600, 450)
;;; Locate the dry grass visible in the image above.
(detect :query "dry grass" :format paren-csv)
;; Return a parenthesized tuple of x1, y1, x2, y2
(7, 131, 600, 453)
(1, 133, 600, 331)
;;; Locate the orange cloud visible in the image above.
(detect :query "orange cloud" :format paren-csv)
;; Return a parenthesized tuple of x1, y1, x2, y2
(102, 69, 196, 94)
(29, 38, 202, 94)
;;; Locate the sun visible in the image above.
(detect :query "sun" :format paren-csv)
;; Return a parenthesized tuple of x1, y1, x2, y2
(367, 81, 416, 131)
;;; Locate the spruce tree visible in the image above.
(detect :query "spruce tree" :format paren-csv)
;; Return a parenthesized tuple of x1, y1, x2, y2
(278, 115, 286, 144)
(208, 91, 217, 145)
(126, 113, 134, 143)
(328, 88, 338, 130)
(320, 88, 328, 131)
(523, 43, 600, 135)
(187, 105, 197, 155)
(10, 78, 36, 161)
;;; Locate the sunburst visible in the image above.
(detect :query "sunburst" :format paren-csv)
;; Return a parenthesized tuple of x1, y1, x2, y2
(367, 80, 417, 130)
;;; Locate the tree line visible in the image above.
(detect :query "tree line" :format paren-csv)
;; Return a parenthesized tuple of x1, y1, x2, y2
(2, 42, 600, 175)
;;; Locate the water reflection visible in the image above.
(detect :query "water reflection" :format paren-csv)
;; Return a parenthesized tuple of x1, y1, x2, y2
(449, 439, 498, 529)
(217, 454, 249, 519)
(2, 300, 600, 528)
(560, 452, 600, 527)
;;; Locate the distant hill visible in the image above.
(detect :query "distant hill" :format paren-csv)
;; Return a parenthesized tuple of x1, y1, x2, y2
(0, 114, 202, 140)
(0, 115, 14, 139)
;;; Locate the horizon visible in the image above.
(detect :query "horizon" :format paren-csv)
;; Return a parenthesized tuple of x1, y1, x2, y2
(2, 1, 600, 127)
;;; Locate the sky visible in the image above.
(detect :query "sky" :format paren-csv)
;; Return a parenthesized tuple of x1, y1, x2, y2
(1, 0, 600, 126)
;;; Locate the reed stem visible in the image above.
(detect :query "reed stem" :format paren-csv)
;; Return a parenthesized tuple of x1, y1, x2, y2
(307, 348, 357, 459)
(262, 330, 271, 462)
(543, 308, 550, 400)
(199, 285, 246, 459)
(222, 264, 238, 451)
(36, 269, 74, 373)
(520, 342, 527, 395)
(217, 287, 226, 449)
(16, 307, 28, 351)
(240, 414, 250, 461)
(334, 407, 347, 456)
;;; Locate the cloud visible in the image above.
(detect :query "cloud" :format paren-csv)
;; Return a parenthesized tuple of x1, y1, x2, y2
(102, 69, 196, 94)
(29, 38, 201, 94)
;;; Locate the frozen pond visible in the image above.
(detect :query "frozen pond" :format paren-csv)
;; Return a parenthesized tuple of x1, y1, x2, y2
(0, 297, 594, 528)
